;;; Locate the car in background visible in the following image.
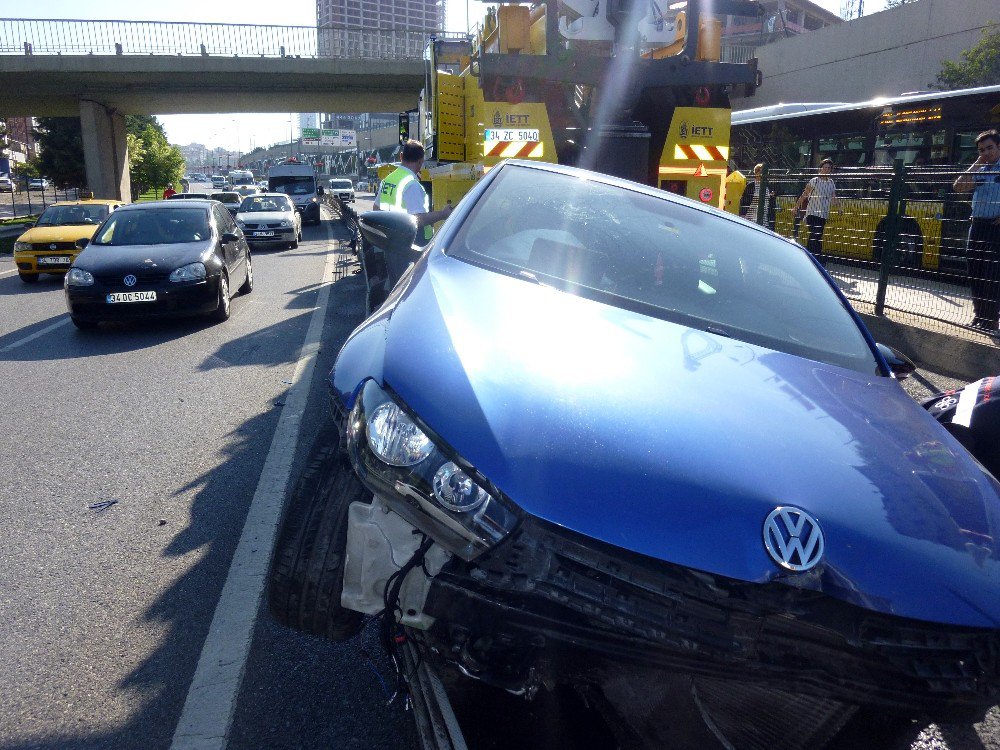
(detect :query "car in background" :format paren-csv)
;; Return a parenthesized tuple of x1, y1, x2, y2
(211, 175, 229, 190)
(190, 173, 208, 182)
(27, 178, 50, 191)
(235, 193, 301, 250)
(0, 175, 13, 193)
(65, 200, 251, 329)
(234, 185, 260, 199)
(167, 192, 211, 200)
(268, 160, 1000, 748)
(328, 178, 355, 203)
(13, 200, 122, 284)
(210, 191, 242, 217)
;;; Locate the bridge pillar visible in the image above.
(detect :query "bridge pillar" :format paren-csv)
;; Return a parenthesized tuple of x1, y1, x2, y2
(79, 100, 131, 201)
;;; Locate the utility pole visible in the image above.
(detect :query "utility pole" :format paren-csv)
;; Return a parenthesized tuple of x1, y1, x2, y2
(840, 0, 863, 19)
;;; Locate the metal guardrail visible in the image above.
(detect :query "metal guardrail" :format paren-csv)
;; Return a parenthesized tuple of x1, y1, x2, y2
(0, 18, 467, 60)
(743, 163, 999, 347)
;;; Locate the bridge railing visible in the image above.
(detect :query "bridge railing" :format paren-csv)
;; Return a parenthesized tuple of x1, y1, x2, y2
(0, 18, 467, 59)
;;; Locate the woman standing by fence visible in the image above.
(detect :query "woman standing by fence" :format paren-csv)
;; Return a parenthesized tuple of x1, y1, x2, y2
(795, 159, 837, 263)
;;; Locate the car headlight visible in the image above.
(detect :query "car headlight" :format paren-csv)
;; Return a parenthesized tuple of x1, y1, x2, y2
(66, 268, 94, 286)
(280, 219, 292, 227)
(169, 262, 207, 282)
(14, 241, 32, 253)
(310, 197, 319, 203)
(236, 219, 246, 229)
(346, 381, 520, 561)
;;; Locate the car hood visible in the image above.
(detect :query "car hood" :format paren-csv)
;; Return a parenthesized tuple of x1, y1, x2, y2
(74, 242, 211, 273)
(236, 211, 294, 223)
(375, 251, 1000, 627)
(17, 225, 100, 244)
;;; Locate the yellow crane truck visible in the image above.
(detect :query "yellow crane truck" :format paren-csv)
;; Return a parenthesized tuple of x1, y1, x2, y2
(390, 0, 762, 218)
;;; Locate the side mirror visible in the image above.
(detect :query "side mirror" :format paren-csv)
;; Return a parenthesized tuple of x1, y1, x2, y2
(876, 343, 916, 380)
(221, 232, 240, 244)
(75, 237, 90, 250)
(317, 186, 325, 195)
(359, 210, 420, 287)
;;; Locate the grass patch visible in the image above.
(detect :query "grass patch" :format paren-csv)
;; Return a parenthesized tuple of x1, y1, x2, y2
(1, 215, 37, 227)
(136, 188, 165, 202)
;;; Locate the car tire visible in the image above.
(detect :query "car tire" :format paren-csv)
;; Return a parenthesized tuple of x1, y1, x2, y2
(70, 316, 97, 330)
(269, 424, 366, 641)
(238, 253, 253, 295)
(18, 272, 39, 284)
(211, 272, 231, 323)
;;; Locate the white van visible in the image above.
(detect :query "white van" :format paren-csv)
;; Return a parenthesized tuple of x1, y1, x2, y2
(328, 178, 355, 203)
(268, 162, 324, 225)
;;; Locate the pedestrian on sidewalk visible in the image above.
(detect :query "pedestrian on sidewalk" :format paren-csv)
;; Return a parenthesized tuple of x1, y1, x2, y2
(795, 159, 837, 263)
(954, 130, 1000, 332)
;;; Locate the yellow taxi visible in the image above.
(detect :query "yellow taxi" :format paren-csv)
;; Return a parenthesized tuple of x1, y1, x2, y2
(13, 199, 122, 283)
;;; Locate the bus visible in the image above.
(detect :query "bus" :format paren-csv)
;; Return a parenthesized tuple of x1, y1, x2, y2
(731, 85, 1000, 170)
(228, 169, 255, 187)
(729, 86, 1000, 273)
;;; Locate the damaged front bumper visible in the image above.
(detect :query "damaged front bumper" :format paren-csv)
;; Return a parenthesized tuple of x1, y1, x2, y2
(411, 515, 1000, 723)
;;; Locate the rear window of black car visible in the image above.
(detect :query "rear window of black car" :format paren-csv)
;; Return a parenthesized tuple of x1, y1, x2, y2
(446, 164, 878, 374)
(91, 208, 210, 246)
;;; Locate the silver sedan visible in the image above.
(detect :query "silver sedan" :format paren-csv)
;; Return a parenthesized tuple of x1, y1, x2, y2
(235, 193, 303, 250)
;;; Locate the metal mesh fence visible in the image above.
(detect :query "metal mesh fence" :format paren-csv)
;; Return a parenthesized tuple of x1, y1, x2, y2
(0, 18, 467, 59)
(742, 163, 999, 348)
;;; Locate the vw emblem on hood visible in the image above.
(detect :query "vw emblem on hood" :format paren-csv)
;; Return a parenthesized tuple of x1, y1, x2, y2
(123, 275, 137, 287)
(763, 507, 825, 572)
(49, 243, 58, 250)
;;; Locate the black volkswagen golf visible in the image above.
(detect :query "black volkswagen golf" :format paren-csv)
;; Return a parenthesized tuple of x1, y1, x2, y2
(65, 200, 252, 329)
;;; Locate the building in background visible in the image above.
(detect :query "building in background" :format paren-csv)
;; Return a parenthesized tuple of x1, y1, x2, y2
(0, 116, 38, 171)
(316, 0, 444, 33)
(299, 113, 320, 131)
(733, 0, 997, 109)
(721, 0, 842, 63)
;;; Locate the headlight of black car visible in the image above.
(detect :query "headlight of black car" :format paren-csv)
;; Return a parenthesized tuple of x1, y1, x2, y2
(346, 380, 520, 561)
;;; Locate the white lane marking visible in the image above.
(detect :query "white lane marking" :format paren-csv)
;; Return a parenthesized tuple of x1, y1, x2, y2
(0, 317, 71, 352)
(0, 268, 19, 278)
(170, 226, 340, 750)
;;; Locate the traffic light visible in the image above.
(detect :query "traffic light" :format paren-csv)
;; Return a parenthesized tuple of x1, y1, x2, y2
(398, 112, 409, 145)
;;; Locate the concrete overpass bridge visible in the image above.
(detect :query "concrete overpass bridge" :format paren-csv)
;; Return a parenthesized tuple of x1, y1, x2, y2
(0, 19, 447, 199)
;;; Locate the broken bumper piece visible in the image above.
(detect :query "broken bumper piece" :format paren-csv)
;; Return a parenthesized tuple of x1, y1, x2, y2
(421, 516, 1000, 722)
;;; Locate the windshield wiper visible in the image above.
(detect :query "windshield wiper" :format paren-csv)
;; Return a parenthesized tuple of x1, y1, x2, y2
(704, 324, 732, 338)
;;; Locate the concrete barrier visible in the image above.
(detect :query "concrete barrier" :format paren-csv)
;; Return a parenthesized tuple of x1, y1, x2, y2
(860, 312, 1000, 381)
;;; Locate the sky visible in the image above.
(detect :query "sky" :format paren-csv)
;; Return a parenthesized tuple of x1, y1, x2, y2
(0, 0, 892, 152)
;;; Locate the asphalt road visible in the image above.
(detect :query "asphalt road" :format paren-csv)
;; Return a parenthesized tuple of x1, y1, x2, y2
(0, 188, 997, 750)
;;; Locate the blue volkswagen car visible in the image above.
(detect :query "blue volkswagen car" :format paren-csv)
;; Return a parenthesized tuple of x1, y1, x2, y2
(270, 161, 1000, 745)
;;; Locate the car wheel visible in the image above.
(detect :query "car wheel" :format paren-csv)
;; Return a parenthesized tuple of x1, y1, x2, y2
(18, 272, 39, 284)
(70, 316, 97, 330)
(238, 253, 253, 294)
(211, 272, 231, 322)
(290, 237, 299, 249)
(269, 423, 366, 641)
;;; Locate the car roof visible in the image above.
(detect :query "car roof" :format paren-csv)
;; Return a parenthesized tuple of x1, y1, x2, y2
(116, 199, 214, 211)
(44, 199, 121, 207)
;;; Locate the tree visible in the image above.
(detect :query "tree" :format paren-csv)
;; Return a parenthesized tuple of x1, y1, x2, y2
(128, 124, 185, 200)
(883, 0, 917, 7)
(33, 117, 87, 188)
(936, 22, 1000, 90)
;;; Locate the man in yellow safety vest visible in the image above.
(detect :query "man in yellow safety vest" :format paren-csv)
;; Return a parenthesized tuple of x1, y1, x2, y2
(374, 139, 452, 246)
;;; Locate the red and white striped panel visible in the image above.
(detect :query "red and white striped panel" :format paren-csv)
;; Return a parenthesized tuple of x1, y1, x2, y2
(484, 141, 544, 158)
(673, 144, 729, 161)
